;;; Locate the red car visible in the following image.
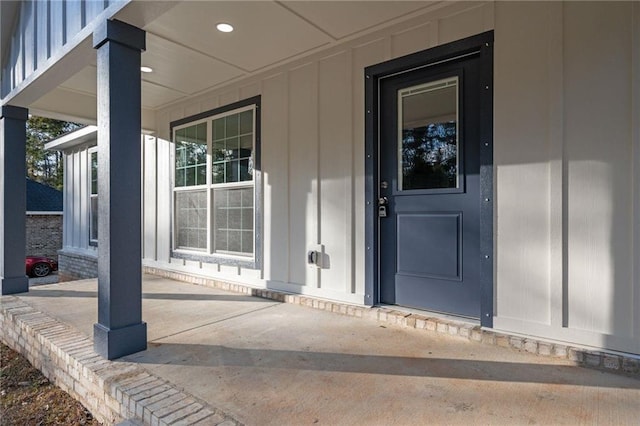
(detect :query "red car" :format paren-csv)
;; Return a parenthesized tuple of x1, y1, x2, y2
(26, 256, 58, 278)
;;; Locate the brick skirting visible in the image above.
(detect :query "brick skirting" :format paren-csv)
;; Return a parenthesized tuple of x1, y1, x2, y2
(144, 266, 640, 378)
(26, 214, 62, 259)
(57, 250, 98, 282)
(0, 296, 240, 426)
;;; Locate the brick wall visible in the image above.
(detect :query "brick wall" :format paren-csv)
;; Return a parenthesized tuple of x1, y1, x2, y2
(26, 214, 63, 259)
(0, 296, 238, 425)
(58, 250, 98, 282)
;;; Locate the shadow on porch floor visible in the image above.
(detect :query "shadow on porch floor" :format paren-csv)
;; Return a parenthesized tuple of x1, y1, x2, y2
(4, 274, 640, 425)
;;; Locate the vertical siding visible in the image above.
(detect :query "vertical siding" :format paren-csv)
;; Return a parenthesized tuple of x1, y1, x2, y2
(261, 72, 289, 284)
(143, 135, 158, 260)
(49, 0, 65, 60)
(36, 0, 50, 66)
(494, 2, 552, 324)
(148, 1, 495, 304)
(318, 51, 352, 293)
(564, 2, 633, 336)
(493, 1, 639, 354)
(71, 151, 82, 248)
(1, 0, 113, 97)
(78, 148, 88, 250)
(155, 120, 172, 264)
(60, 143, 97, 257)
(62, 152, 72, 248)
(23, 1, 36, 75)
(288, 63, 319, 288)
(144, 1, 639, 355)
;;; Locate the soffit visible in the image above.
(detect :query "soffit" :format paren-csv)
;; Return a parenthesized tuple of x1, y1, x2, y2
(280, 1, 436, 39)
(34, 0, 441, 119)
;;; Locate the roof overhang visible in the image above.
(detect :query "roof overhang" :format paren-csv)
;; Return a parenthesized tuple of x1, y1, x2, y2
(45, 125, 97, 151)
(8, 1, 455, 125)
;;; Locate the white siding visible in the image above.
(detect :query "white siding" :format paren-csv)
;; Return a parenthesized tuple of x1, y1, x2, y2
(62, 145, 93, 254)
(493, 1, 640, 354)
(147, 2, 495, 304)
(1, 0, 125, 98)
(140, 1, 639, 354)
(143, 135, 157, 260)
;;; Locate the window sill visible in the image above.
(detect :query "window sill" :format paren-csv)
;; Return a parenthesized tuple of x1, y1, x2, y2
(171, 249, 257, 269)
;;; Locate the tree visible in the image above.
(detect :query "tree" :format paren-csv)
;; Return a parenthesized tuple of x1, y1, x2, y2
(26, 117, 81, 190)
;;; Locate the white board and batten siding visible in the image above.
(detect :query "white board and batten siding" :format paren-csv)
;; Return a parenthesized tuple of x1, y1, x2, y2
(62, 146, 94, 255)
(142, 2, 640, 355)
(494, 2, 640, 354)
(143, 2, 495, 305)
(1, 0, 121, 98)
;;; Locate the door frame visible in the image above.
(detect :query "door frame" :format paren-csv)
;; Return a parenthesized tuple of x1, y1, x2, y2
(363, 31, 494, 327)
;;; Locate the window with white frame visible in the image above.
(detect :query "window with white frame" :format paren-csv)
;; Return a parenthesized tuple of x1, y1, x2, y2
(173, 99, 258, 261)
(89, 148, 98, 244)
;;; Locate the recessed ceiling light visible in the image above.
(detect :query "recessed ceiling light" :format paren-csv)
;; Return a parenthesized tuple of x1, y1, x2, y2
(140, 66, 153, 73)
(216, 23, 234, 33)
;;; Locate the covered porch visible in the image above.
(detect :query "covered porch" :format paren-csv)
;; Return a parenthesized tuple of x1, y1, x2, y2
(2, 0, 640, 366)
(2, 273, 639, 424)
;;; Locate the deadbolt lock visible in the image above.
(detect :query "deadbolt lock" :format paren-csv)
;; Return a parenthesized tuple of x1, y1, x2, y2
(378, 197, 388, 218)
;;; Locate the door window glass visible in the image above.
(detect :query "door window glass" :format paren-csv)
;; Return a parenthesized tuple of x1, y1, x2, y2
(398, 77, 459, 191)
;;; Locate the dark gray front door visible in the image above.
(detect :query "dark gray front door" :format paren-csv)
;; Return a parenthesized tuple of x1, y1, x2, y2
(379, 53, 483, 318)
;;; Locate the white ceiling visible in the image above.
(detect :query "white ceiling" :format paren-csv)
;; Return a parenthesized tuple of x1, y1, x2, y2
(33, 0, 439, 120)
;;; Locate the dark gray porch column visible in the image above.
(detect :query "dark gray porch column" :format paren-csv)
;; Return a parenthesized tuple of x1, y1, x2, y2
(92, 20, 146, 359)
(1, 105, 29, 295)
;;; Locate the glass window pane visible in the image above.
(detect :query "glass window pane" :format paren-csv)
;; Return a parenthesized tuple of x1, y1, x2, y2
(399, 77, 458, 191)
(226, 114, 239, 137)
(212, 139, 225, 162)
(196, 122, 207, 143)
(242, 230, 253, 254)
(240, 110, 253, 135)
(209, 110, 254, 186)
(225, 160, 239, 183)
(213, 187, 253, 257)
(197, 165, 207, 186)
(242, 207, 253, 228)
(90, 196, 98, 241)
(227, 136, 240, 159)
(185, 166, 196, 186)
(185, 124, 196, 143)
(213, 118, 225, 141)
(176, 169, 185, 187)
(90, 152, 98, 195)
(212, 162, 225, 184)
(215, 230, 228, 252)
(175, 128, 185, 143)
(228, 230, 241, 252)
(229, 207, 242, 229)
(175, 190, 207, 251)
(175, 123, 207, 187)
(239, 159, 251, 181)
(228, 187, 242, 207)
(239, 135, 252, 153)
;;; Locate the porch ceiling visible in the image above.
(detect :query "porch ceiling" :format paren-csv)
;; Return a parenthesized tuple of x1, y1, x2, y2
(28, 0, 439, 124)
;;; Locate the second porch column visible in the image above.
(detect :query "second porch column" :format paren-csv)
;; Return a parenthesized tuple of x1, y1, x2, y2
(0, 105, 29, 295)
(92, 20, 146, 359)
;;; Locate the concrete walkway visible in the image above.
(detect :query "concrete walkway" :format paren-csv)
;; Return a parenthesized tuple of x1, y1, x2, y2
(5, 274, 640, 425)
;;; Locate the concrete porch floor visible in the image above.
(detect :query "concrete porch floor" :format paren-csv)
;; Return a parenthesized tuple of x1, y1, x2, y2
(4, 273, 640, 425)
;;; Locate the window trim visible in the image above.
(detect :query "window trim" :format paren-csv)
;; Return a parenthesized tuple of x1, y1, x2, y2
(169, 96, 262, 270)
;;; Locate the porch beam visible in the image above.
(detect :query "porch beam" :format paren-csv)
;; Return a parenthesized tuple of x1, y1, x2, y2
(0, 105, 29, 295)
(92, 19, 146, 360)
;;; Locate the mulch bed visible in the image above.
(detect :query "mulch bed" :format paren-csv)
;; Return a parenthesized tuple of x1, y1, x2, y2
(0, 342, 100, 425)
